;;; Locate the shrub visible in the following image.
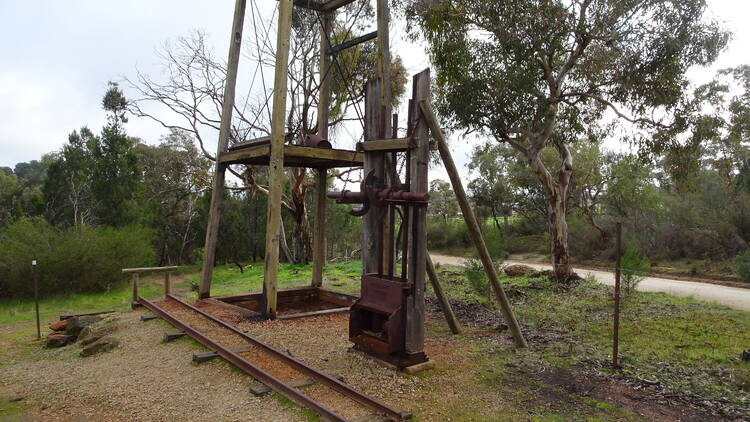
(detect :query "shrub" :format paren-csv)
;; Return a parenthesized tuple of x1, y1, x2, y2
(733, 250, 750, 282)
(463, 258, 491, 298)
(0, 218, 155, 298)
(620, 245, 650, 294)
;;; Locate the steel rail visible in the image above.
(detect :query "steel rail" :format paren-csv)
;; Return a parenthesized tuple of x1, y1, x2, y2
(164, 294, 410, 421)
(138, 296, 348, 422)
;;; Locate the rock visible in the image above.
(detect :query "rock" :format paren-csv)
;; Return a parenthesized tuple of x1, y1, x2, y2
(503, 264, 536, 277)
(48, 319, 68, 331)
(80, 336, 119, 357)
(65, 315, 102, 337)
(46, 333, 74, 348)
(742, 349, 750, 362)
(78, 322, 116, 346)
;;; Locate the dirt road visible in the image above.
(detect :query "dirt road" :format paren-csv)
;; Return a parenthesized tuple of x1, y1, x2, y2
(430, 253, 750, 311)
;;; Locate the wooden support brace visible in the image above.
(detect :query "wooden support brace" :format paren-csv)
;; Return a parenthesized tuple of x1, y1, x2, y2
(356, 138, 415, 152)
(328, 31, 377, 55)
(419, 99, 528, 349)
(426, 254, 461, 334)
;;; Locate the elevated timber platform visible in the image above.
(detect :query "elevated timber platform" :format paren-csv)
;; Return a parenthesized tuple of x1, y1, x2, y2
(219, 143, 363, 168)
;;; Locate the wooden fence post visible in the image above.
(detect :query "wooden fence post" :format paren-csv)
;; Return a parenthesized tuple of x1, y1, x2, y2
(613, 222, 622, 367)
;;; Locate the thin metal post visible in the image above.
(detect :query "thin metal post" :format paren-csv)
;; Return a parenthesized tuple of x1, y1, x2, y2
(613, 222, 622, 368)
(33, 260, 40, 340)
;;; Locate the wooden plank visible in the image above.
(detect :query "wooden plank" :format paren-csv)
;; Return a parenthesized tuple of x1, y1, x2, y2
(377, 0, 393, 276)
(122, 266, 178, 274)
(277, 307, 350, 320)
(328, 31, 377, 56)
(426, 253, 461, 334)
(199, 0, 247, 299)
(356, 138, 414, 152)
(263, 0, 295, 318)
(419, 99, 528, 349)
(404, 70, 430, 355)
(193, 346, 253, 364)
(312, 169, 327, 286)
(218, 144, 271, 163)
(198, 298, 262, 319)
(218, 145, 363, 167)
(131, 273, 139, 305)
(140, 314, 159, 322)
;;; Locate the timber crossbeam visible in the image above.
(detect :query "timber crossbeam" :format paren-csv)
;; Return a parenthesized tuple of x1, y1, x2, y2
(218, 144, 363, 168)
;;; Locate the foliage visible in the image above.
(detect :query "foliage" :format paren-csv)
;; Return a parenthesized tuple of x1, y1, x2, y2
(428, 179, 458, 221)
(620, 245, 650, 294)
(408, 0, 728, 279)
(463, 258, 491, 299)
(0, 218, 155, 298)
(733, 250, 750, 282)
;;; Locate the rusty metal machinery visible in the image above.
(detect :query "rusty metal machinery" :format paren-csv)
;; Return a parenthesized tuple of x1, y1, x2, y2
(328, 167, 430, 368)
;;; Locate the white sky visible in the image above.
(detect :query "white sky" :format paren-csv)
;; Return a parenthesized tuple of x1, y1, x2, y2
(1, 0, 748, 182)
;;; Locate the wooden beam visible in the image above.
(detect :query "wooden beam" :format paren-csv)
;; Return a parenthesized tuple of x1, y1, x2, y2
(313, 11, 332, 288)
(377, 0, 393, 275)
(293, 0, 323, 11)
(356, 138, 414, 152)
(218, 145, 363, 167)
(404, 69, 430, 356)
(263, 0, 294, 319)
(426, 254, 461, 334)
(122, 266, 178, 274)
(199, 0, 247, 299)
(362, 80, 385, 275)
(419, 99, 528, 349)
(328, 31, 377, 56)
(321, 0, 357, 12)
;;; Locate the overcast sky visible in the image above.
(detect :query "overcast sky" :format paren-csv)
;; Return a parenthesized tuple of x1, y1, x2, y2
(1, 0, 748, 180)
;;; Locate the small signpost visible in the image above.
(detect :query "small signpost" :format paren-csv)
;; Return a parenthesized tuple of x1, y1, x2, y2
(32, 260, 40, 340)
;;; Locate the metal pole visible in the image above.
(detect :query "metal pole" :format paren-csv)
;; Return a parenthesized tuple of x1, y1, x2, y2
(33, 260, 40, 340)
(613, 222, 622, 368)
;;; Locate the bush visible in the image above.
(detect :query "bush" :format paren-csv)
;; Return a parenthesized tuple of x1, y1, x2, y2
(733, 250, 750, 282)
(0, 218, 155, 298)
(620, 245, 650, 294)
(463, 258, 491, 298)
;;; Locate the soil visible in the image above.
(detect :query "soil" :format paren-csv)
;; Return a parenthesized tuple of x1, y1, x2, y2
(2, 294, 739, 421)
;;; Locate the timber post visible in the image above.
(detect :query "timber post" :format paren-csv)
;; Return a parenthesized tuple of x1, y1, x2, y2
(404, 69, 430, 355)
(131, 273, 140, 309)
(419, 99, 529, 349)
(164, 271, 172, 298)
(312, 11, 333, 288)
(263, 0, 294, 318)
(199, 0, 247, 299)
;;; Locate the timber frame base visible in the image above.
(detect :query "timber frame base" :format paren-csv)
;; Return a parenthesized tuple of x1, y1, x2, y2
(212, 286, 357, 320)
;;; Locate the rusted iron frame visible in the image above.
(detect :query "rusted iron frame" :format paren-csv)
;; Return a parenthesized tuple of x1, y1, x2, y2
(152, 294, 410, 421)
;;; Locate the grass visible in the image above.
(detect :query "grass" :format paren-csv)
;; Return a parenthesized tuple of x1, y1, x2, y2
(0, 260, 364, 327)
(433, 263, 750, 416)
(0, 396, 27, 422)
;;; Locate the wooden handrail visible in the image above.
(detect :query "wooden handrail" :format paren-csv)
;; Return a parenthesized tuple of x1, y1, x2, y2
(122, 266, 178, 274)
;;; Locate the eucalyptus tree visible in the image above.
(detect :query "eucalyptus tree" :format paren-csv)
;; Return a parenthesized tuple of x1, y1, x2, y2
(407, 0, 728, 279)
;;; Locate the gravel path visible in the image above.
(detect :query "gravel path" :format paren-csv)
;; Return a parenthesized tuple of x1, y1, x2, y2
(1, 309, 307, 422)
(430, 253, 750, 311)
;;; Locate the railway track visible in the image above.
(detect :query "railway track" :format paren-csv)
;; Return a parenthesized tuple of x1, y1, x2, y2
(138, 294, 410, 422)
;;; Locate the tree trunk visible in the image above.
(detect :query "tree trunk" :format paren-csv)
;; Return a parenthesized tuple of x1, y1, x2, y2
(525, 142, 574, 281)
(548, 187, 573, 280)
